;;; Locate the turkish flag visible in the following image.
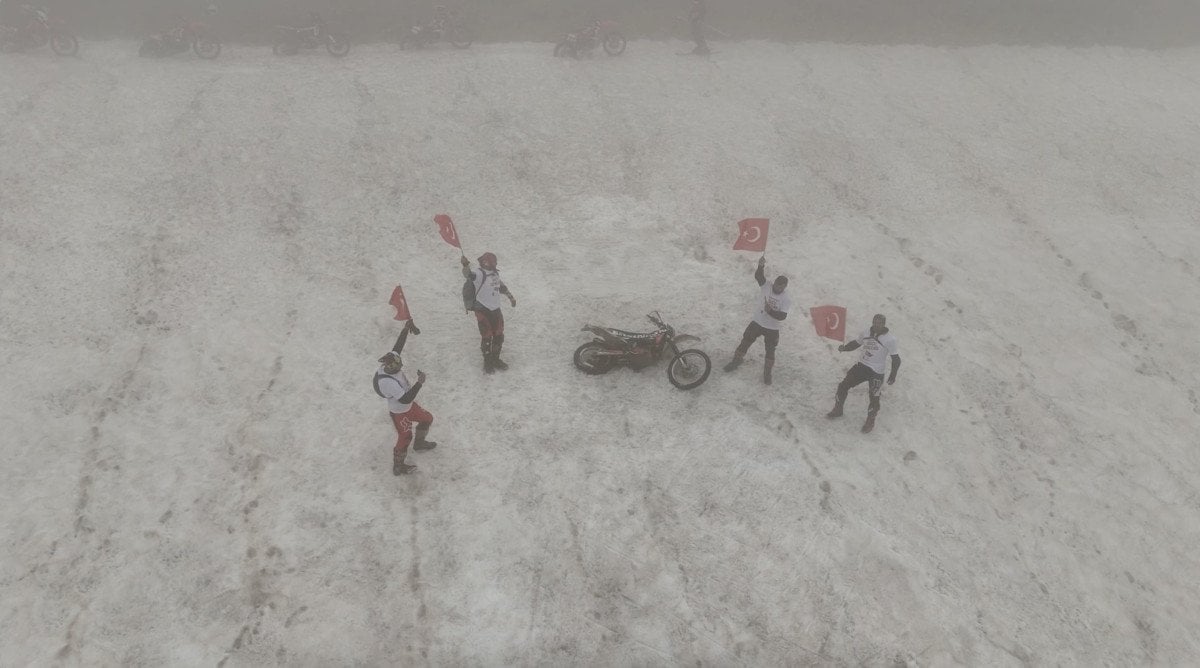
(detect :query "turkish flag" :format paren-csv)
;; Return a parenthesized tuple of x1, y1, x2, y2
(810, 305, 847, 342)
(389, 285, 412, 321)
(434, 214, 461, 249)
(732, 218, 769, 252)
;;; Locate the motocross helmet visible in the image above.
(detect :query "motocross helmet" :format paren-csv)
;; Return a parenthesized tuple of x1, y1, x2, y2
(378, 351, 403, 374)
(870, 313, 887, 335)
(478, 252, 497, 270)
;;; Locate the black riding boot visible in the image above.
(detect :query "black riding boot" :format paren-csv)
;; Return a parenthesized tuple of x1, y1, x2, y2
(490, 334, 508, 371)
(481, 337, 494, 374)
(413, 424, 438, 451)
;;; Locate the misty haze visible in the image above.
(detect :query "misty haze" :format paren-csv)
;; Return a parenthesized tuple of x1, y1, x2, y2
(2, 0, 1198, 665)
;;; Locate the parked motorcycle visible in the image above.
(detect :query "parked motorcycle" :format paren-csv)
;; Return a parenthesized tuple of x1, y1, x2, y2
(139, 20, 220, 59)
(554, 20, 625, 58)
(272, 22, 350, 57)
(396, 12, 473, 50)
(574, 312, 711, 390)
(0, 5, 77, 56)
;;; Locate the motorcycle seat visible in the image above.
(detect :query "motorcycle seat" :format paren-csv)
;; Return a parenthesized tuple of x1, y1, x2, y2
(599, 327, 660, 341)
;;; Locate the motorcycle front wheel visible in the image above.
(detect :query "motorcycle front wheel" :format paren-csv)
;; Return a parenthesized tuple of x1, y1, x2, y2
(326, 33, 350, 57)
(574, 342, 615, 375)
(602, 32, 626, 56)
(667, 349, 711, 390)
(448, 27, 472, 49)
(194, 37, 220, 59)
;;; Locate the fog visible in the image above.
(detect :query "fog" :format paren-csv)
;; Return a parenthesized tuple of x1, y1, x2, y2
(6, 0, 1200, 47)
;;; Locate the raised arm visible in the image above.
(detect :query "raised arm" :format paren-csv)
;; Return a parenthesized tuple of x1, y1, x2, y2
(754, 257, 767, 286)
(390, 320, 419, 355)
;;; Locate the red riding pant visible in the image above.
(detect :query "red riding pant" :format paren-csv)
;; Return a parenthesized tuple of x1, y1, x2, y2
(391, 402, 433, 453)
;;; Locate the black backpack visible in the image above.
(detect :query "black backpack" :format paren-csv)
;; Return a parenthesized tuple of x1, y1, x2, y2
(462, 269, 482, 311)
(373, 371, 396, 398)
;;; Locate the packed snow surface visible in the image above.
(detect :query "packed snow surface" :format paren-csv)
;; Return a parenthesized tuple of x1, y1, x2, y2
(2, 40, 1199, 665)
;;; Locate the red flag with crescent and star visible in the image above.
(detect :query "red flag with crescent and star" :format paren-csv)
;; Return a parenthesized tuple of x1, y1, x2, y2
(389, 285, 412, 321)
(434, 214, 461, 249)
(732, 218, 769, 252)
(810, 305, 847, 342)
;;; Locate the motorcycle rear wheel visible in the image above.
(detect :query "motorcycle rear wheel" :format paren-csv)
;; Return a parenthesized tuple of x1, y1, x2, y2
(602, 32, 626, 56)
(49, 31, 77, 56)
(574, 342, 615, 375)
(667, 349, 711, 390)
(326, 34, 350, 57)
(194, 37, 220, 59)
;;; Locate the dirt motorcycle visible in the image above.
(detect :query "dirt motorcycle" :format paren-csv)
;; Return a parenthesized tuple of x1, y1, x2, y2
(574, 311, 711, 390)
(139, 21, 220, 59)
(395, 14, 473, 49)
(0, 6, 77, 56)
(553, 20, 625, 58)
(272, 23, 350, 57)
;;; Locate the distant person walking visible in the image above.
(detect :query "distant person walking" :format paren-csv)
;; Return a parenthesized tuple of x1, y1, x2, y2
(688, 0, 710, 55)
(826, 314, 901, 434)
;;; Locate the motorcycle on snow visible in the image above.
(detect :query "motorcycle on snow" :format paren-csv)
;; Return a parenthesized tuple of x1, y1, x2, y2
(140, 19, 220, 59)
(272, 15, 350, 57)
(574, 311, 711, 390)
(553, 20, 626, 58)
(395, 7, 473, 50)
(0, 5, 77, 56)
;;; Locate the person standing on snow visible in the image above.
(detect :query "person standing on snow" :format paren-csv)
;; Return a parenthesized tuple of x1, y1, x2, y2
(826, 313, 901, 433)
(374, 320, 438, 475)
(461, 252, 517, 374)
(688, 0, 710, 55)
(723, 256, 791, 385)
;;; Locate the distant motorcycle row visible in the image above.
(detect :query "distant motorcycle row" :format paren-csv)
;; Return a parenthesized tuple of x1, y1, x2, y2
(0, 4, 630, 61)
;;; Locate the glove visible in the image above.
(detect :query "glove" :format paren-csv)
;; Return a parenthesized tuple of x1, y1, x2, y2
(460, 256, 470, 267)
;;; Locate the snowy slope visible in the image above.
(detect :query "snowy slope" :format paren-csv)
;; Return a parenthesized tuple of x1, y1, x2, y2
(1, 40, 1199, 665)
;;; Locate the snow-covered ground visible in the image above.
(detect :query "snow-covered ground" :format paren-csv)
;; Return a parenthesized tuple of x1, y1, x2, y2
(2, 39, 1199, 665)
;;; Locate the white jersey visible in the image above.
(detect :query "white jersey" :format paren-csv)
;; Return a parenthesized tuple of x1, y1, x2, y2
(376, 367, 414, 414)
(751, 283, 791, 331)
(854, 329, 898, 375)
(472, 269, 507, 311)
